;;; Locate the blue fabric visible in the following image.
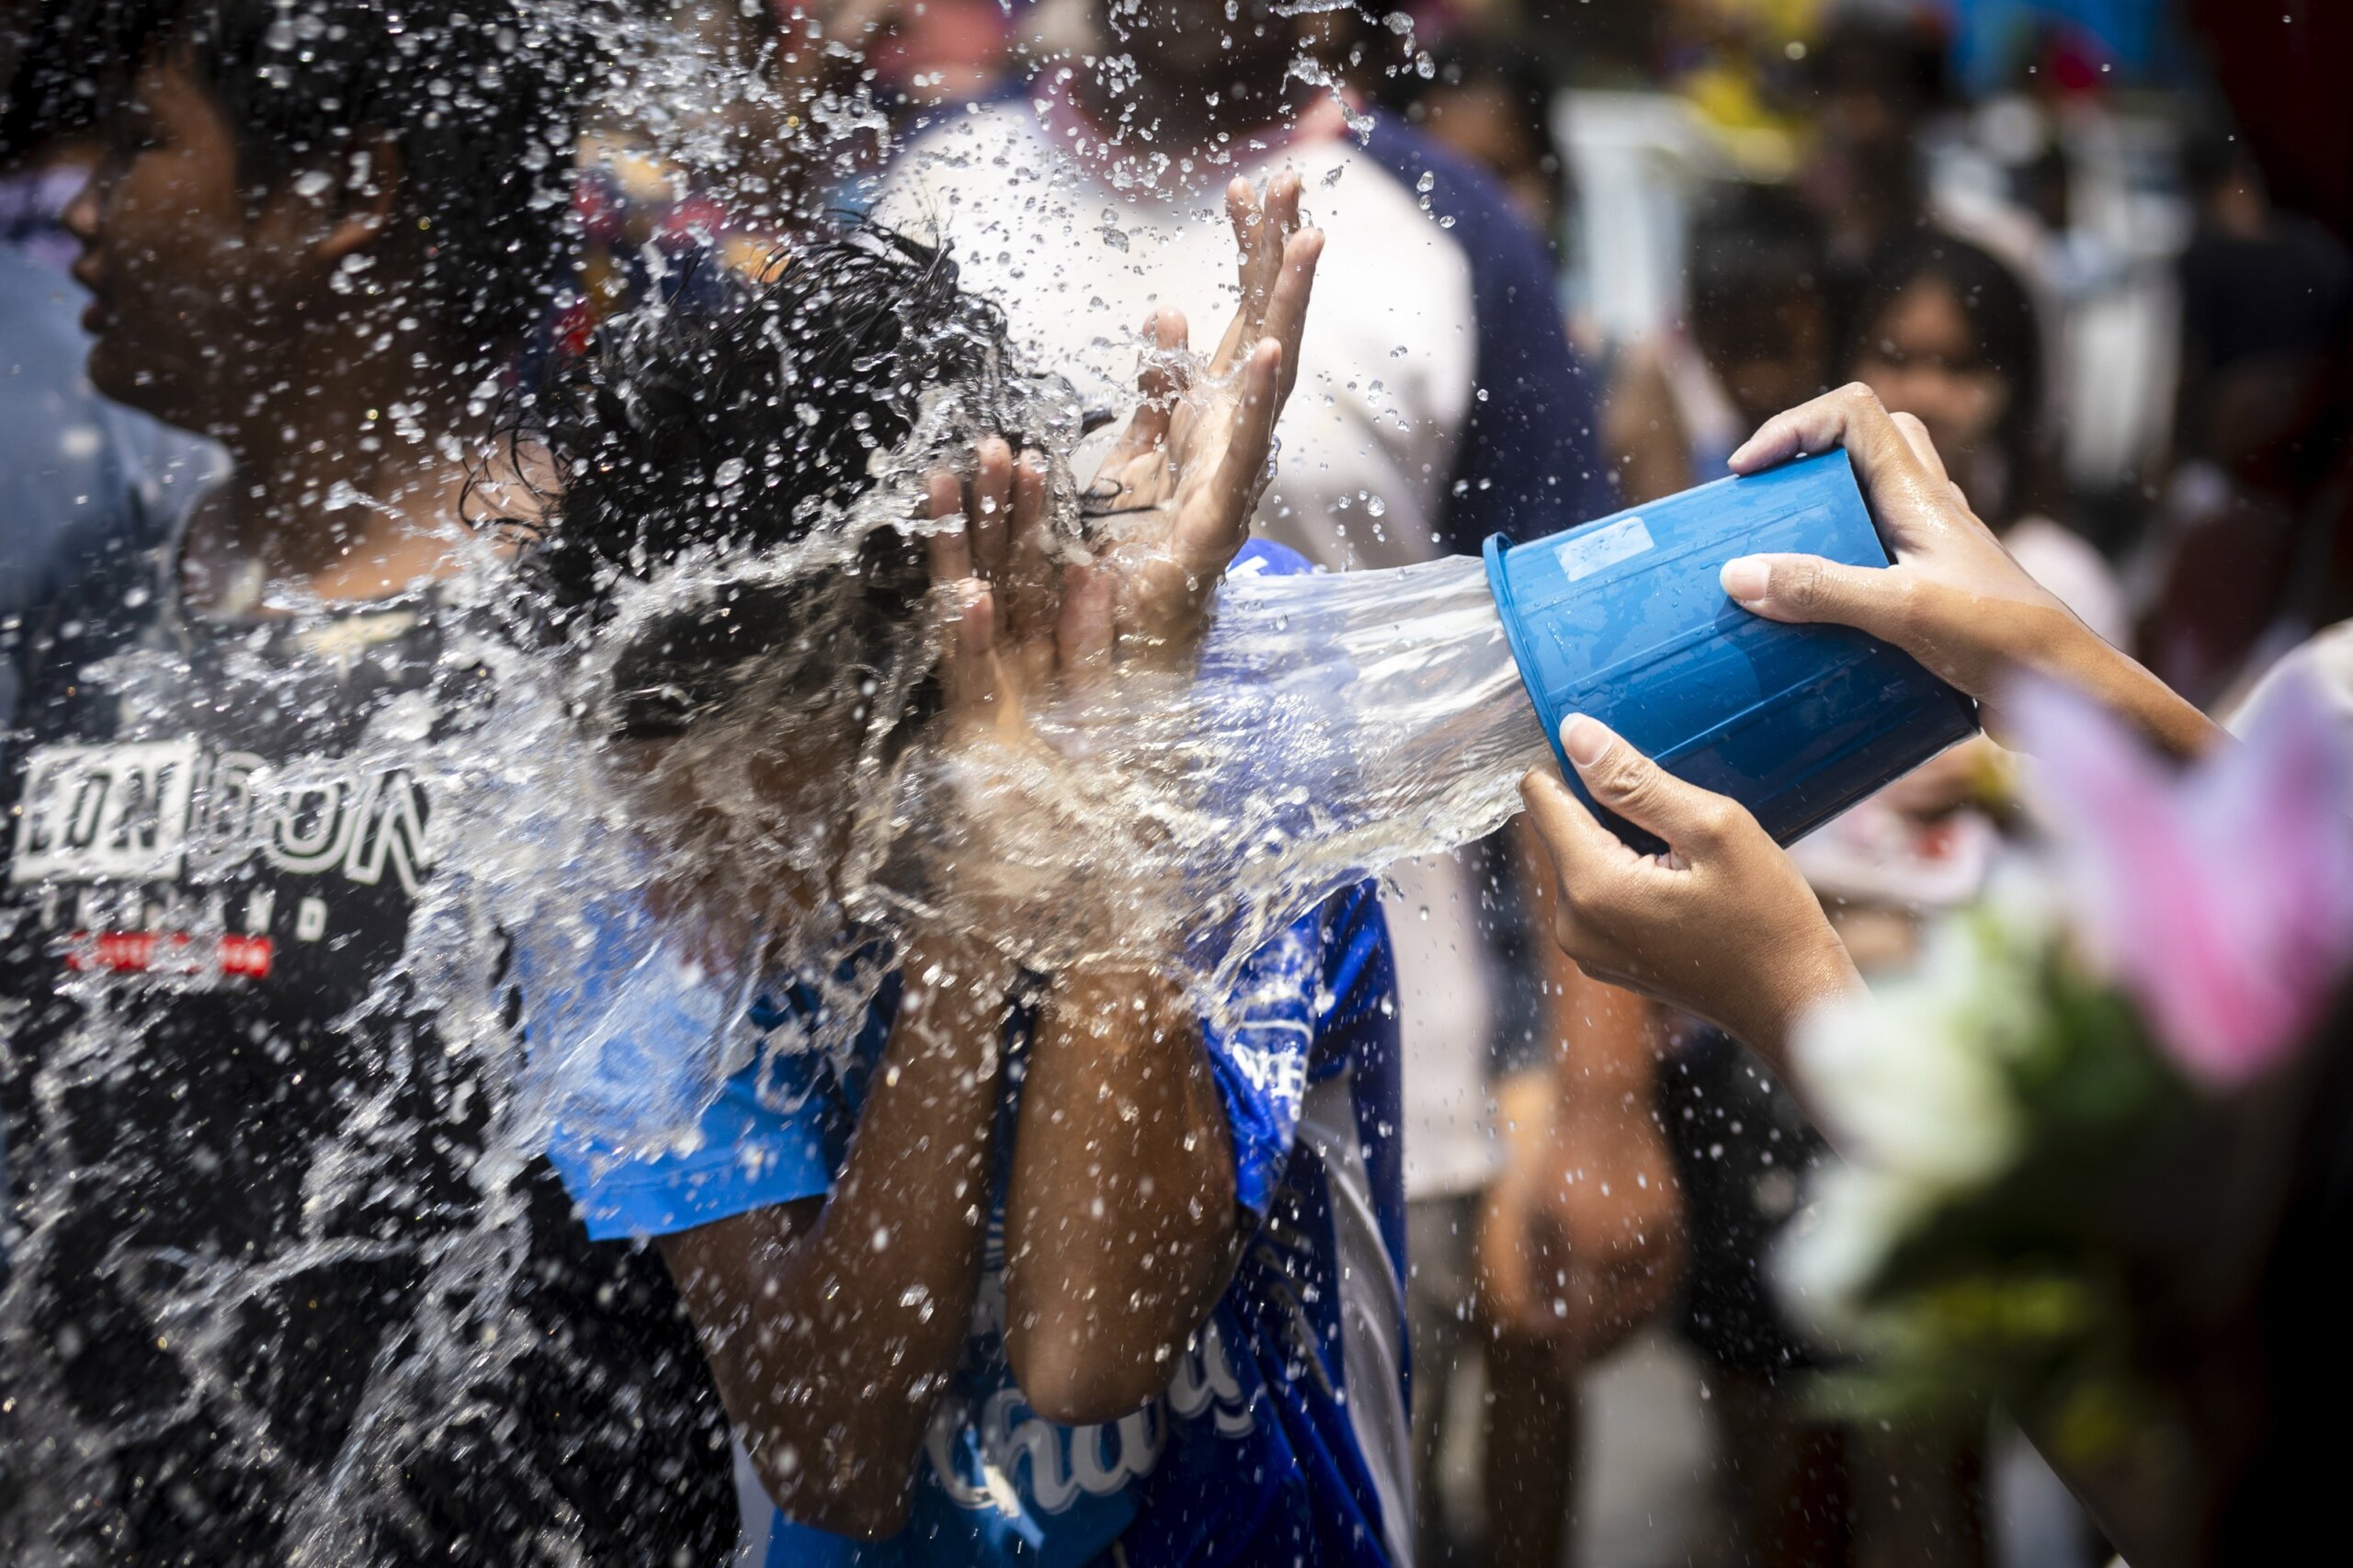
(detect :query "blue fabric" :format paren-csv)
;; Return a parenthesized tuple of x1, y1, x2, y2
(1358, 115, 1616, 554)
(0, 243, 202, 741)
(546, 540, 1408, 1567)
(545, 971, 898, 1240)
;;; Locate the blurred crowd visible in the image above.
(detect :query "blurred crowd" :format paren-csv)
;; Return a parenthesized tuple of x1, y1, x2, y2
(3, 2, 2348, 1567)
(1351, 7, 2353, 1567)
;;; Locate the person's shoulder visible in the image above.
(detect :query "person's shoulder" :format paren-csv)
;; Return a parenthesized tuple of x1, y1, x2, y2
(1355, 111, 1549, 256)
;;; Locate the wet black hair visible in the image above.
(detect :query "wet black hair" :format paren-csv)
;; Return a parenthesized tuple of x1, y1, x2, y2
(5, 0, 594, 358)
(1686, 181, 1829, 374)
(1845, 232, 2044, 519)
(517, 224, 1024, 738)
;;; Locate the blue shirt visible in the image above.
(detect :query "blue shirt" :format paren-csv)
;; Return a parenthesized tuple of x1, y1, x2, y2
(540, 542, 1409, 1568)
(0, 228, 221, 733)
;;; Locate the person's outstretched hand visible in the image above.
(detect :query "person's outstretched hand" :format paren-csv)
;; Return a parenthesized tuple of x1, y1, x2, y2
(1083, 172, 1322, 664)
(1721, 383, 2220, 758)
(1519, 715, 1860, 1074)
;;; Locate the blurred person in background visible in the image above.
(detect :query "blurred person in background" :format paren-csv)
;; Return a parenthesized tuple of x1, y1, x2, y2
(561, 0, 1016, 355)
(0, 2, 216, 746)
(1844, 232, 2121, 641)
(1604, 181, 1834, 506)
(1386, 33, 1699, 1568)
(0, 4, 221, 1263)
(1797, 8, 1951, 340)
(560, 0, 886, 353)
(875, 6, 1682, 1563)
(2139, 120, 2353, 707)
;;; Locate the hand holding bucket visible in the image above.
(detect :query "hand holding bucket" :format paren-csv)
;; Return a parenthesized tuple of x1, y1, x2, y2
(1485, 448, 1977, 854)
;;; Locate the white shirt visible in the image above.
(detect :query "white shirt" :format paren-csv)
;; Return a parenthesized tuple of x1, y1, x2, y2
(881, 88, 1504, 1197)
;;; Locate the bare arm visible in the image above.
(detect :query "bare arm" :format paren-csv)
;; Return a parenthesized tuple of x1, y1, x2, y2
(979, 176, 1316, 1422)
(1004, 965, 1238, 1423)
(1478, 819, 1683, 1365)
(655, 934, 1011, 1539)
(1602, 340, 1698, 509)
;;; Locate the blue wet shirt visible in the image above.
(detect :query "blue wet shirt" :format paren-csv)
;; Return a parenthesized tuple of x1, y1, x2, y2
(542, 541, 1410, 1568)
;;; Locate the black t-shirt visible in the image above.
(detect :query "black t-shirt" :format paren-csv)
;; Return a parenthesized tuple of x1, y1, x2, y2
(0, 535, 738, 1565)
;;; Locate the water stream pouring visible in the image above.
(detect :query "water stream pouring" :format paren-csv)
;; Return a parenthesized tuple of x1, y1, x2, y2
(869, 449, 1983, 999)
(1482, 450, 1980, 853)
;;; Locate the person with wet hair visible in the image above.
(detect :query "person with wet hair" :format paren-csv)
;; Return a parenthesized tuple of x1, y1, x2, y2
(527, 186, 1422, 1568)
(880, 24, 1647, 1564)
(0, 2, 745, 1562)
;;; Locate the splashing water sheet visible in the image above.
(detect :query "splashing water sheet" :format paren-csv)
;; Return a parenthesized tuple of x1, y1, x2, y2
(0, 1, 1566, 1553)
(873, 549, 1552, 994)
(0, 359, 1553, 1564)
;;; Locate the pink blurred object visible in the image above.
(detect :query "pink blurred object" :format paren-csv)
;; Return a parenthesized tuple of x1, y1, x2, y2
(2015, 669, 2353, 1087)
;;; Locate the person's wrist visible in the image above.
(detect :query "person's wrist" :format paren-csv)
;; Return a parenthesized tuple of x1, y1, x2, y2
(1738, 926, 1861, 1074)
(2017, 617, 2224, 762)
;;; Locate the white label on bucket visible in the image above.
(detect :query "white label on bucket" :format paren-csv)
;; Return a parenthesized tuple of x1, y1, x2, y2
(1553, 516, 1655, 582)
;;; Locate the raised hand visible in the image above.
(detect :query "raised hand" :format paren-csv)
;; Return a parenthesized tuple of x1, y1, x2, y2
(911, 437, 1151, 950)
(926, 437, 1113, 738)
(1083, 173, 1323, 663)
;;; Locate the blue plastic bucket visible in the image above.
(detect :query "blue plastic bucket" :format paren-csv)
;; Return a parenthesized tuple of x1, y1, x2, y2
(1484, 450, 1979, 852)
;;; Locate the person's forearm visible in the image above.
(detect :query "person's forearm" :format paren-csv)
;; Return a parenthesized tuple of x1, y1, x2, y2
(2040, 623, 2227, 762)
(1729, 935, 1867, 1084)
(1548, 961, 1658, 1103)
(660, 932, 1010, 1538)
(1005, 963, 1236, 1425)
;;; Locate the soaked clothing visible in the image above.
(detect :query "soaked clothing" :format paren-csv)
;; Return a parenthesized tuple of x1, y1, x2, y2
(880, 97, 1605, 1210)
(0, 540, 737, 1565)
(542, 555, 1412, 1568)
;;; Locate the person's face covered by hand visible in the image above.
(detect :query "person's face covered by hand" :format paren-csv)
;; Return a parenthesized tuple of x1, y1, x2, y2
(601, 608, 885, 940)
